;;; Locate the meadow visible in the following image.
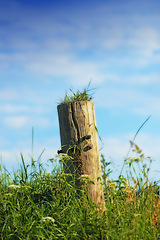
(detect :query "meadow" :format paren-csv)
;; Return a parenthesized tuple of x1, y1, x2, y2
(0, 141, 160, 240)
(1, 86, 160, 239)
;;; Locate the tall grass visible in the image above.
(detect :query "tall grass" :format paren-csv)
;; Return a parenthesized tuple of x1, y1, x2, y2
(59, 81, 95, 104)
(0, 143, 160, 239)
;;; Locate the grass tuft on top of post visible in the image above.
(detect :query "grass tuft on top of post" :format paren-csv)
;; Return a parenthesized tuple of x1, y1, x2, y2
(59, 81, 95, 104)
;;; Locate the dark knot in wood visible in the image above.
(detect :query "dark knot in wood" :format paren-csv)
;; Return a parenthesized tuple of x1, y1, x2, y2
(57, 134, 92, 154)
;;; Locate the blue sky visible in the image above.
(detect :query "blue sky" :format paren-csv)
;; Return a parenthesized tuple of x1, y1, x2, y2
(0, 0, 160, 181)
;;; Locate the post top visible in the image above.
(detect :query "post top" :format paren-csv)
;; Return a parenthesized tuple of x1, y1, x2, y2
(58, 100, 93, 107)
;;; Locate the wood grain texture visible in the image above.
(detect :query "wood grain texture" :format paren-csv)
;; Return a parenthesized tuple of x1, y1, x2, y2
(57, 101, 105, 208)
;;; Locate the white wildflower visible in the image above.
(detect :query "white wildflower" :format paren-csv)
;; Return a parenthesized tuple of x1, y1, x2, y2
(78, 174, 91, 180)
(41, 217, 55, 224)
(8, 184, 20, 189)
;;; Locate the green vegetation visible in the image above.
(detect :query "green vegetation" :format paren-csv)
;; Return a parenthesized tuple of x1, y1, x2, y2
(0, 142, 160, 239)
(59, 81, 95, 104)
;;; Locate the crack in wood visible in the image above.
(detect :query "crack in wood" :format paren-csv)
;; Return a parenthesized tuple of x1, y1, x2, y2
(71, 102, 80, 142)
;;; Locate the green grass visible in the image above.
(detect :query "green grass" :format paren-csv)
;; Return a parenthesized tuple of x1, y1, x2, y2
(59, 81, 95, 104)
(0, 144, 160, 239)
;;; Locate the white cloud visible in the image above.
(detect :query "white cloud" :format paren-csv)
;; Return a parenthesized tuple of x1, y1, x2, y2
(31, 117, 53, 128)
(127, 27, 160, 56)
(96, 84, 160, 118)
(127, 74, 160, 85)
(97, 73, 160, 86)
(0, 103, 47, 115)
(0, 0, 160, 85)
(0, 54, 9, 61)
(26, 52, 105, 85)
(4, 116, 28, 128)
(96, 87, 138, 108)
(102, 136, 129, 161)
(0, 0, 160, 183)
(0, 104, 30, 114)
(0, 89, 18, 101)
(133, 95, 160, 117)
(3, 114, 54, 129)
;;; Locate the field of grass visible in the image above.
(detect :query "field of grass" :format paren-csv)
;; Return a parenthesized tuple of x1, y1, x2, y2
(0, 141, 160, 240)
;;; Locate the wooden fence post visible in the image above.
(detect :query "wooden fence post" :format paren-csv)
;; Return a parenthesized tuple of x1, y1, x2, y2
(57, 100, 105, 208)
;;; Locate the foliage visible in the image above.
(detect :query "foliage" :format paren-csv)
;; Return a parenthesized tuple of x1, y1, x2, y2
(59, 81, 95, 104)
(101, 154, 112, 188)
(0, 146, 160, 239)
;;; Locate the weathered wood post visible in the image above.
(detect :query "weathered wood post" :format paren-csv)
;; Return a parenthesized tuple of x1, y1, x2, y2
(57, 100, 105, 208)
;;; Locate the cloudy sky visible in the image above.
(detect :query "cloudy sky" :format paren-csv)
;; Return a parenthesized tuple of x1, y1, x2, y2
(0, 0, 160, 181)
